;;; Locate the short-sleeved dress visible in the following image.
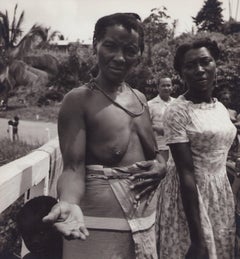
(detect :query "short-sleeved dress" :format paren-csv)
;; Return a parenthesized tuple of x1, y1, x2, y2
(156, 95, 236, 259)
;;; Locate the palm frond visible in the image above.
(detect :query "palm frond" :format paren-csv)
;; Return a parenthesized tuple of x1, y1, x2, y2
(5, 11, 9, 45)
(11, 10, 24, 45)
(0, 11, 10, 48)
(12, 24, 48, 59)
(48, 30, 61, 41)
(29, 24, 48, 41)
(10, 4, 18, 42)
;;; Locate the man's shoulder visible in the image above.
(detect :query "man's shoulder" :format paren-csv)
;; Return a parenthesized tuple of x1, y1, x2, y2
(60, 83, 94, 113)
(64, 83, 93, 101)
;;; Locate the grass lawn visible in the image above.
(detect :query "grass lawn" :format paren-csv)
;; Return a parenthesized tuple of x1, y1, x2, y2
(0, 102, 61, 123)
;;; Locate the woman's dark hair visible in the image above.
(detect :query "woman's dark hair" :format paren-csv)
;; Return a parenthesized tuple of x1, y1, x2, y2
(93, 12, 144, 54)
(174, 38, 220, 75)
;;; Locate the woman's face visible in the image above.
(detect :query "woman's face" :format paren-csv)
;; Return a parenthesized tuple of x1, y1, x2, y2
(181, 47, 216, 94)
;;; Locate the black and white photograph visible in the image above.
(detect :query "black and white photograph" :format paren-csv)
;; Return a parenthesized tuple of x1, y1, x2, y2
(0, 0, 239, 258)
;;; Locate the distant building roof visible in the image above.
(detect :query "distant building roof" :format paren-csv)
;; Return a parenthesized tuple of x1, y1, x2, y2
(49, 40, 72, 46)
(49, 40, 91, 48)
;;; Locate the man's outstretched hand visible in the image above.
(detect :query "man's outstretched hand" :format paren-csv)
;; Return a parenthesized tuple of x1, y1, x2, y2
(42, 201, 89, 240)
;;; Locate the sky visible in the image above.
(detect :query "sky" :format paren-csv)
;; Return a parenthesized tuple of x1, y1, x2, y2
(0, 0, 237, 44)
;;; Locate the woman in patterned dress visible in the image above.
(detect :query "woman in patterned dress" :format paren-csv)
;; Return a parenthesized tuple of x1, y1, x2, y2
(156, 38, 236, 259)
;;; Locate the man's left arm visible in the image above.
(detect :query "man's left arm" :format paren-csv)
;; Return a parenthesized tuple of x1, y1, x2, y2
(131, 90, 166, 200)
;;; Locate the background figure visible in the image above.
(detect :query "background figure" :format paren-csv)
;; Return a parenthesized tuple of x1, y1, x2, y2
(218, 89, 240, 258)
(7, 120, 13, 141)
(157, 38, 236, 259)
(12, 116, 19, 141)
(148, 77, 175, 161)
(43, 12, 166, 259)
(16, 196, 62, 259)
(218, 90, 240, 185)
(218, 90, 238, 122)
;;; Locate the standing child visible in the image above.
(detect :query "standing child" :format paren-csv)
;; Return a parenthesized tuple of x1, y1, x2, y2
(12, 116, 19, 141)
(7, 120, 13, 141)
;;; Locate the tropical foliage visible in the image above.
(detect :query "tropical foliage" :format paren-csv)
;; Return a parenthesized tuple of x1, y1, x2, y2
(193, 0, 224, 32)
(0, 4, 239, 110)
(0, 4, 24, 49)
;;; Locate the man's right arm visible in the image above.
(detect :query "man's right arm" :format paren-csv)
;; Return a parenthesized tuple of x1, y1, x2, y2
(57, 89, 86, 204)
(43, 89, 89, 240)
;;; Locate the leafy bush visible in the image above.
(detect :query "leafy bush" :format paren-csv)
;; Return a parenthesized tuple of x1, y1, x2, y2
(40, 43, 96, 96)
(7, 29, 239, 109)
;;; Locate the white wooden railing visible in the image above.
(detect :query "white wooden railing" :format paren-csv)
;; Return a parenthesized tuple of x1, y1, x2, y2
(0, 137, 62, 257)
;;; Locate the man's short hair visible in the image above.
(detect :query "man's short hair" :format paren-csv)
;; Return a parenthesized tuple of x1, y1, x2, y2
(93, 12, 144, 54)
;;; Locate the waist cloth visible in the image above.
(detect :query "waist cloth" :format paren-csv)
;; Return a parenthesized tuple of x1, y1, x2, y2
(63, 162, 158, 259)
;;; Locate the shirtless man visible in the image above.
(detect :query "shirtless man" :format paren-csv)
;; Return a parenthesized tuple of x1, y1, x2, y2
(43, 13, 166, 258)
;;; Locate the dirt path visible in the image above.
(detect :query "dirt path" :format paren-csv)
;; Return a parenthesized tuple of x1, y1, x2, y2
(0, 118, 57, 145)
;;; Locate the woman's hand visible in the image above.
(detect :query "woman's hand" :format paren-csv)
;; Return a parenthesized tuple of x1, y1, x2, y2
(185, 243, 209, 259)
(130, 160, 166, 201)
(42, 201, 89, 240)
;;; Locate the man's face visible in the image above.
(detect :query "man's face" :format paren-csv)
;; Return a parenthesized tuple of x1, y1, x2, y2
(94, 24, 140, 83)
(158, 78, 173, 99)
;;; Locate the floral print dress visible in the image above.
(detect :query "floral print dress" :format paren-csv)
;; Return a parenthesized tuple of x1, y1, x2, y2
(156, 95, 236, 259)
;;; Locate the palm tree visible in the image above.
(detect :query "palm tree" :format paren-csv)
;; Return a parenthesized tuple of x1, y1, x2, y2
(0, 4, 24, 49)
(9, 24, 48, 60)
(0, 5, 49, 109)
(37, 27, 63, 49)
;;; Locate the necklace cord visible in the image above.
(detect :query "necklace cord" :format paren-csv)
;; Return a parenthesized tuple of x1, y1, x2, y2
(89, 79, 146, 118)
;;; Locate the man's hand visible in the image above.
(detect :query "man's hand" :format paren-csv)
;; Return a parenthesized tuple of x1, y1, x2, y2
(42, 201, 89, 240)
(130, 160, 166, 201)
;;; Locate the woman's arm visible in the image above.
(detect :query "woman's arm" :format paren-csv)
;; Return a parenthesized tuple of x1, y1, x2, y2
(170, 142, 208, 258)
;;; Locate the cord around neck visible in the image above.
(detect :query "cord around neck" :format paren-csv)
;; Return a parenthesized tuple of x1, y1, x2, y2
(89, 79, 147, 118)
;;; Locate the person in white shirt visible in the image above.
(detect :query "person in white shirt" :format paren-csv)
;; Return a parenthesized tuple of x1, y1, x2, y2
(218, 90, 238, 122)
(148, 77, 175, 161)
